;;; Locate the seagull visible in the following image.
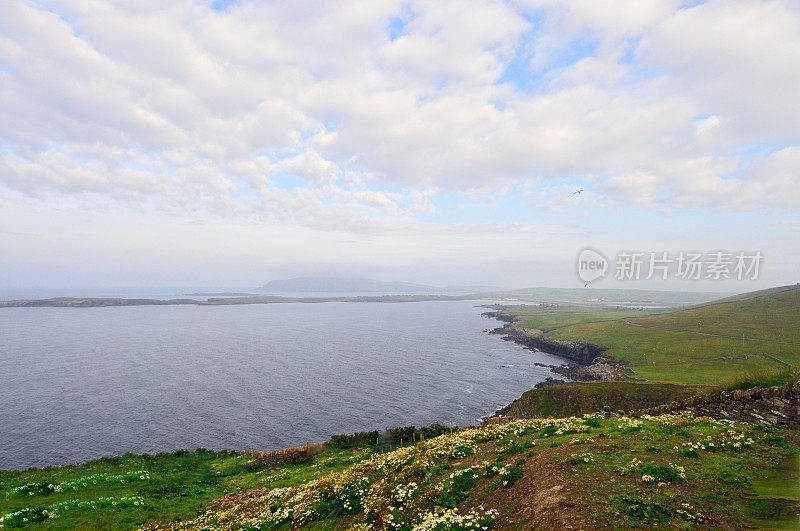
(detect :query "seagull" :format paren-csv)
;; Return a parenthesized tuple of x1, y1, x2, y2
(572, 189, 585, 195)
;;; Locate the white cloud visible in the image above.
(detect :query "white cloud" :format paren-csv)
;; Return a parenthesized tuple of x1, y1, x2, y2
(598, 170, 660, 206)
(0, 0, 798, 239)
(638, 0, 800, 141)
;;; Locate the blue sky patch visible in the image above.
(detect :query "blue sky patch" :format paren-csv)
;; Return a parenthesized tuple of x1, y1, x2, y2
(211, 0, 239, 13)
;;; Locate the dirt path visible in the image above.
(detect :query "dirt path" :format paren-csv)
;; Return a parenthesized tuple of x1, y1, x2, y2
(462, 451, 591, 529)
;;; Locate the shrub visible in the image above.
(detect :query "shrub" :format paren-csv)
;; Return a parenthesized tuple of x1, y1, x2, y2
(483, 463, 500, 478)
(387, 426, 417, 443)
(1, 507, 53, 527)
(387, 424, 454, 443)
(435, 467, 478, 508)
(329, 431, 381, 448)
(496, 441, 530, 460)
(640, 464, 684, 483)
(619, 495, 675, 522)
(312, 479, 369, 518)
(500, 467, 522, 487)
(483, 463, 522, 487)
(419, 424, 450, 439)
(539, 426, 559, 438)
(11, 482, 56, 497)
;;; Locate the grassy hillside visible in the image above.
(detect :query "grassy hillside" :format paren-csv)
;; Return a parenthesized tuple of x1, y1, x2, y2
(497, 305, 664, 332)
(4, 415, 795, 529)
(690, 283, 800, 307)
(511, 286, 800, 385)
(631, 286, 800, 345)
(507, 382, 697, 419)
(0, 448, 365, 530)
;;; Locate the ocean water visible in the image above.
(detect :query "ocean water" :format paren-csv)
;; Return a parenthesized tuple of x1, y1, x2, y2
(0, 300, 564, 470)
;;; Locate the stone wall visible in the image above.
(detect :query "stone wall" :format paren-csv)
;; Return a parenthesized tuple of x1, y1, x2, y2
(634, 381, 800, 430)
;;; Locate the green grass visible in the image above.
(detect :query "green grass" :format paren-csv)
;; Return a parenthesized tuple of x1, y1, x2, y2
(631, 356, 784, 385)
(3, 416, 797, 529)
(744, 454, 800, 529)
(507, 381, 697, 418)
(631, 286, 800, 344)
(707, 365, 800, 393)
(526, 286, 800, 385)
(0, 447, 369, 530)
(500, 305, 662, 332)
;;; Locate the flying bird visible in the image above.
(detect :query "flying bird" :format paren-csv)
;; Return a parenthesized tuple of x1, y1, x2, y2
(572, 189, 585, 195)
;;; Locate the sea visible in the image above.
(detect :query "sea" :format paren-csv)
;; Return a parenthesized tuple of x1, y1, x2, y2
(0, 290, 566, 470)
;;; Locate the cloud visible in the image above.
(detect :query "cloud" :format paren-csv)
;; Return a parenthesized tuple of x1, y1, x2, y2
(638, 0, 800, 141)
(598, 171, 660, 206)
(0, 0, 798, 238)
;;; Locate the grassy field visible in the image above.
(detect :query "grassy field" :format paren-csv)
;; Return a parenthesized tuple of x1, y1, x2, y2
(509, 286, 800, 385)
(0, 447, 370, 530)
(631, 286, 800, 344)
(498, 305, 663, 332)
(507, 382, 697, 419)
(4, 415, 795, 529)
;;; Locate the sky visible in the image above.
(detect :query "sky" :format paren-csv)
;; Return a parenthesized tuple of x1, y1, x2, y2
(1, 0, 799, 292)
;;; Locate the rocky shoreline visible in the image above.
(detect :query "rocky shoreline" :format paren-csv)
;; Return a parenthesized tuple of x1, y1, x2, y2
(480, 305, 629, 421)
(482, 306, 626, 382)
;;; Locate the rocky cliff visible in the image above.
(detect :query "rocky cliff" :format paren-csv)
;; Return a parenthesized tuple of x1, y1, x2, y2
(484, 310, 621, 380)
(634, 381, 800, 429)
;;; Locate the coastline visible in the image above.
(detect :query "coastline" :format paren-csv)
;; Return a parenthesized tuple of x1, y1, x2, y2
(481, 305, 625, 382)
(0, 294, 479, 308)
(479, 305, 625, 422)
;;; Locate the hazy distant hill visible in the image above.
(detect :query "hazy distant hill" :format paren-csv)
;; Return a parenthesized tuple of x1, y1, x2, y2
(257, 277, 505, 293)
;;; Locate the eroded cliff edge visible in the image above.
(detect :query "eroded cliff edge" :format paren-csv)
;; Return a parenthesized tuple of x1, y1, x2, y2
(483, 307, 626, 382)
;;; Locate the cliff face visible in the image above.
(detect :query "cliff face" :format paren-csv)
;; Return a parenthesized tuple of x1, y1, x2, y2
(501, 322, 608, 365)
(484, 310, 609, 366)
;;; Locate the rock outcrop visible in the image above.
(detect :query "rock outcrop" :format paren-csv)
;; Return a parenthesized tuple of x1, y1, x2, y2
(484, 310, 621, 379)
(634, 381, 800, 430)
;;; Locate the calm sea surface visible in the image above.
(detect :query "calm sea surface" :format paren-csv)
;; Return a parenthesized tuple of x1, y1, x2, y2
(0, 301, 564, 470)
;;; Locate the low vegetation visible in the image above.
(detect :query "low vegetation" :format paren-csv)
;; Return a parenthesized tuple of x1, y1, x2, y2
(507, 286, 800, 385)
(497, 305, 662, 332)
(507, 381, 697, 418)
(707, 365, 800, 394)
(2, 415, 797, 529)
(0, 448, 368, 530)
